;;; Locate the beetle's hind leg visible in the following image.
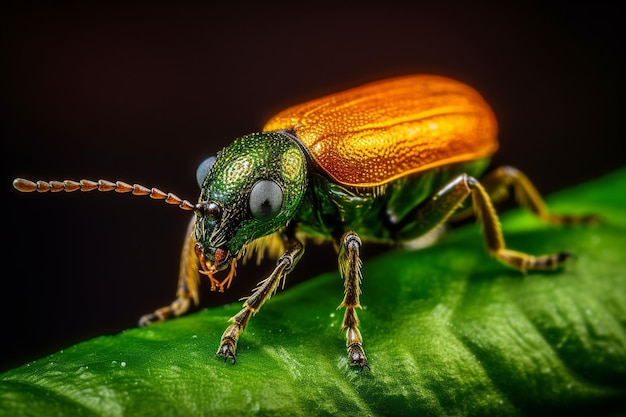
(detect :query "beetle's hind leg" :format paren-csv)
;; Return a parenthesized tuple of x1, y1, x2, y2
(337, 231, 369, 371)
(139, 216, 200, 326)
(449, 166, 598, 225)
(395, 174, 577, 272)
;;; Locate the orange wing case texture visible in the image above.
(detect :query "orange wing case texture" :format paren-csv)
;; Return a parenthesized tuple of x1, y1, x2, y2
(263, 75, 499, 187)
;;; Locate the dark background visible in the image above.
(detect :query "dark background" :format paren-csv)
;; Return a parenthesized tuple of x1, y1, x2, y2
(1, 2, 623, 372)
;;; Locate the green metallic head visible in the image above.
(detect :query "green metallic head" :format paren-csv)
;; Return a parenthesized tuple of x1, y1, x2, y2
(194, 131, 308, 272)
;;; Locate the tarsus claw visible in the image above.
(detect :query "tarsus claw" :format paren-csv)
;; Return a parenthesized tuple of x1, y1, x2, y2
(348, 343, 369, 372)
(217, 340, 237, 364)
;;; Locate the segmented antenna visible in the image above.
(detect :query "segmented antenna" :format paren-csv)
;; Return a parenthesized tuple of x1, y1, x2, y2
(13, 178, 198, 211)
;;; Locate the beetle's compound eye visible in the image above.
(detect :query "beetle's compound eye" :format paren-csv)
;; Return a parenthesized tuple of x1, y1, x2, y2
(249, 180, 283, 220)
(196, 156, 217, 188)
(198, 201, 222, 222)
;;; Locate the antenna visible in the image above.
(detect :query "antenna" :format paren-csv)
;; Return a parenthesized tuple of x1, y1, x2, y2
(13, 178, 198, 212)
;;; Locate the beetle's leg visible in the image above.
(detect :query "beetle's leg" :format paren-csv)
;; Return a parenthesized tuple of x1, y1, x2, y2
(217, 227, 304, 364)
(139, 216, 200, 326)
(337, 231, 369, 371)
(396, 174, 573, 272)
(449, 166, 598, 224)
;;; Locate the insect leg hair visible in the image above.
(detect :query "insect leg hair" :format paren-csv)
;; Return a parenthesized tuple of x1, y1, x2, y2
(216, 227, 304, 364)
(337, 231, 369, 371)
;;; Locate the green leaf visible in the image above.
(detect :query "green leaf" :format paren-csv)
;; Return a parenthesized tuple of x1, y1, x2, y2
(2, 168, 625, 417)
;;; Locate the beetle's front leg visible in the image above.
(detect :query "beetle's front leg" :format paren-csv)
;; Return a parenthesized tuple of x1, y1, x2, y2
(337, 231, 369, 371)
(217, 230, 304, 363)
(139, 216, 200, 326)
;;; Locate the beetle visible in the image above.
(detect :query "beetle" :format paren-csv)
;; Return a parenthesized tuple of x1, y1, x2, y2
(13, 74, 595, 371)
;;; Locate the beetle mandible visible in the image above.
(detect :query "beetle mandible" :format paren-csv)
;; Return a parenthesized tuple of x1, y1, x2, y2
(13, 74, 596, 370)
